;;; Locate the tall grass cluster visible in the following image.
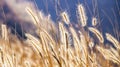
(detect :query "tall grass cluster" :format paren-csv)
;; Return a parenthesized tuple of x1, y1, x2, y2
(0, 1, 120, 67)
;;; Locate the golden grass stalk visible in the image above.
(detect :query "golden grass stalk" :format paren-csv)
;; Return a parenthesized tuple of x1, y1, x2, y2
(59, 22, 67, 45)
(25, 33, 43, 56)
(0, 47, 13, 67)
(110, 47, 119, 58)
(25, 7, 39, 26)
(58, 22, 70, 66)
(4, 54, 13, 67)
(88, 27, 104, 43)
(49, 42, 61, 66)
(1, 24, 8, 41)
(69, 26, 81, 56)
(79, 31, 89, 67)
(25, 33, 45, 67)
(90, 53, 98, 67)
(77, 4, 87, 27)
(24, 60, 31, 67)
(39, 32, 54, 67)
(0, 48, 4, 66)
(96, 46, 120, 64)
(40, 28, 56, 46)
(26, 6, 56, 35)
(88, 41, 94, 50)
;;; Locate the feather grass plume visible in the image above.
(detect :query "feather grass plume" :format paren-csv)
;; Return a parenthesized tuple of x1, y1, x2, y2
(61, 12, 70, 25)
(106, 33, 120, 50)
(92, 17, 97, 26)
(77, 4, 87, 27)
(88, 27, 104, 43)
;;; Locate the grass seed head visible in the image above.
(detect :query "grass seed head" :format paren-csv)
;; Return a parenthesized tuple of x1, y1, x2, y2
(61, 11, 70, 25)
(77, 4, 87, 27)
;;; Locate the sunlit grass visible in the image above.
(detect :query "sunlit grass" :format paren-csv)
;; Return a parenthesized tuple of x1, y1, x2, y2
(0, 1, 120, 67)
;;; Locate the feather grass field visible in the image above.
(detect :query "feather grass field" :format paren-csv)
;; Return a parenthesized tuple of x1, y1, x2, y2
(0, 0, 120, 67)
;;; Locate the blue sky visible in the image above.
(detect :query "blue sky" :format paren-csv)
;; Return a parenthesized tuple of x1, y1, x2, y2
(35, 0, 120, 40)
(35, 0, 119, 22)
